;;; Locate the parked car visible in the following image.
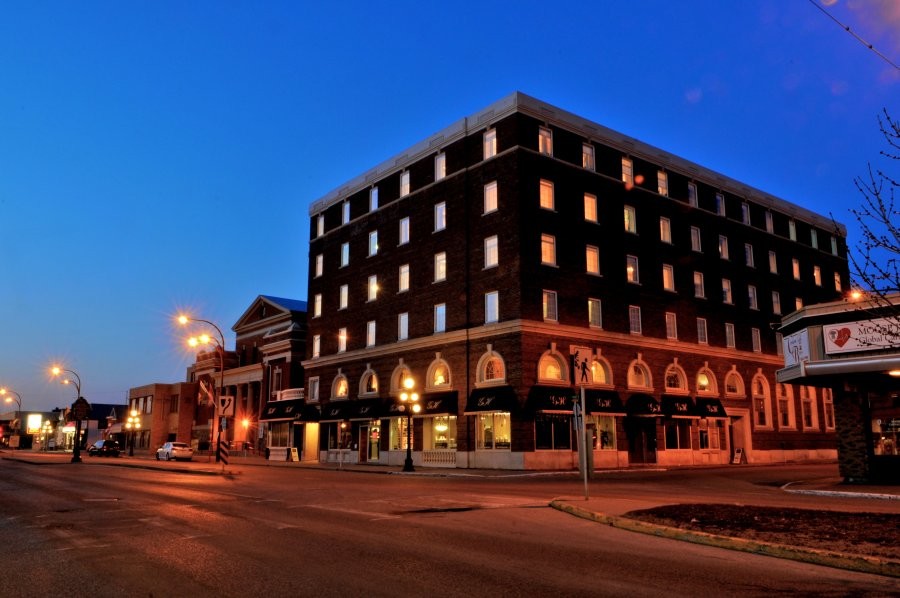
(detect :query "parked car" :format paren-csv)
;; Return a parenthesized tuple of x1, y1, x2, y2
(87, 440, 120, 457)
(156, 442, 194, 461)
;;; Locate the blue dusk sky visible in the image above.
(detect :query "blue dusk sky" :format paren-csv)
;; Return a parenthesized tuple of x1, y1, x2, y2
(1, 1, 898, 413)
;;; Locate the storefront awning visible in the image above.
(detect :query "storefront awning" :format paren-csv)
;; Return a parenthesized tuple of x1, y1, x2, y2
(464, 386, 518, 414)
(695, 397, 728, 419)
(626, 394, 661, 417)
(584, 389, 626, 415)
(319, 401, 353, 422)
(419, 391, 458, 416)
(527, 385, 577, 413)
(661, 395, 698, 418)
(260, 399, 319, 422)
(349, 399, 384, 421)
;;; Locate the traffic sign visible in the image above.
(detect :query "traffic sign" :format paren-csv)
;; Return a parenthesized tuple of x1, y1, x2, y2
(71, 397, 91, 421)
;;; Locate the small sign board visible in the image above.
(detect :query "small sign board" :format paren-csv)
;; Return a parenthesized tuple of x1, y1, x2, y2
(732, 448, 744, 464)
(569, 345, 593, 386)
(218, 395, 235, 417)
(290, 447, 299, 462)
(71, 397, 91, 421)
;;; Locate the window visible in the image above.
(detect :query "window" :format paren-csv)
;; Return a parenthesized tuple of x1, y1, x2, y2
(362, 370, 379, 395)
(621, 157, 633, 185)
(800, 386, 818, 429)
(538, 126, 553, 155)
(627, 360, 651, 388)
(766, 211, 774, 233)
(788, 219, 797, 241)
(795, 297, 804, 311)
(698, 419, 720, 450)
(659, 217, 672, 243)
(772, 291, 782, 315)
(751, 327, 761, 352)
(314, 215, 326, 240)
(434, 303, 446, 333)
(485, 291, 499, 323)
(834, 272, 842, 292)
(693, 271, 705, 298)
(725, 323, 735, 348)
(629, 306, 642, 334)
(823, 388, 835, 430)
(476, 412, 511, 450)
(697, 368, 717, 394)
(366, 321, 376, 347)
(542, 290, 558, 321)
(483, 129, 497, 159)
(398, 313, 409, 341)
(748, 285, 758, 309)
(399, 217, 410, 245)
(777, 384, 794, 428)
(337, 328, 347, 353)
(741, 202, 750, 225)
(539, 179, 554, 210)
(792, 258, 800, 280)
(434, 252, 447, 282)
(312, 334, 321, 358)
(541, 234, 557, 266)
(314, 254, 323, 278)
(586, 245, 600, 275)
(398, 264, 409, 293)
(339, 284, 348, 309)
(369, 187, 379, 211)
(831, 236, 838, 255)
(664, 363, 687, 391)
(766, 250, 777, 274)
(725, 370, 745, 394)
(368, 275, 378, 301)
(624, 205, 637, 233)
(582, 143, 595, 170)
(313, 293, 322, 318)
(368, 231, 378, 256)
(340, 242, 349, 267)
(691, 227, 702, 252)
(584, 193, 598, 223)
(484, 181, 498, 214)
(810, 229, 818, 249)
(484, 236, 499, 268)
(342, 201, 350, 225)
(588, 298, 602, 328)
(813, 265, 822, 286)
(722, 278, 732, 304)
(665, 419, 692, 449)
(308, 377, 320, 403)
(665, 312, 677, 339)
(662, 264, 675, 291)
(718, 235, 729, 260)
(745, 243, 754, 268)
(753, 375, 770, 427)
(687, 182, 698, 207)
(535, 413, 572, 450)
(626, 255, 640, 283)
(715, 193, 725, 216)
(478, 347, 505, 383)
(434, 202, 446, 232)
(434, 153, 446, 181)
(400, 171, 410, 197)
(657, 171, 668, 196)
(697, 318, 708, 344)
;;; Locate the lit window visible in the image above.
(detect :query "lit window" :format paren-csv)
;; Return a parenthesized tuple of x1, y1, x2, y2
(687, 182, 698, 207)
(752, 328, 761, 353)
(657, 171, 668, 196)
(834, 272, 842, 292)
(810, 229, 818, 249)
(582, 143, 595, 170)
(484, 181, 498, 214)
(342, 201, 350, 225)
(434, 202, 446, 232)
(696, 318, 708, 344)
(694, 271, 705, 298)
(339, 284, 348, 309)
(718, 235, 729, 260)
(434, 252, 447, 282)
(665, 312, 677, 340)
(538, 126, 553, 155)
(312, 334, 321, 358)
(314, 254, 323, 278)
(434, 153, 446, 181)
(368, 231, 378, 256)
(366, 321, 376, 347)
(434, 303, 446, 333)
(316, 214, 324, 237)
(626, 255, 639, 284)
(795, 297, 804, 311)
(691, 227, 702, 252)
(789, 219, 797, 241)
(772, 291, 782, 315)
(741, 202, 750, 225)
(745, 243, 754, 268)
(792, 258, 800, 280)
(588, 298, 602, 328)
(483, 129, 497, 159)
(629, 306, 642, 335)
(813, 265, 822, 286)
(368, 275, 378, 301)
(769, 250, 778, 274)
(398, 313, 409, 341)
(662, 264, 675, 291)
(722, 279, 733, 304)
(542, 290, 558, 321)
(660, 217, 672, 243)
(539, 179, 554, 210)
(624, 205, 636, 233)
(541, 234, 557, 266)
(485, 291, 499, 324)
(584, 193, 598, 223)
(725, 323, 735, 348)
(340, 242, 349, 267)
(400, 171, 410, 197)
(399, 217, 410, 245)
(766, 211, 774, 233)
(370, 186, 379, 211)
(338, 328, 347, 353)
(398, 264, 409, 293)
(627, 361, 650, 387)
(621, 157, 633, 185)
(715, 193, 725, 216)
(748, 285, 758, 309)
(313, 294, 322, 318)
(586, 245, 600, 275)
(485, 236, 499, 268)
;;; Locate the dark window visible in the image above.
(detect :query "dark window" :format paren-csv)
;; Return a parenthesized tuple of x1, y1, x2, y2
(535, 413, 572, 450)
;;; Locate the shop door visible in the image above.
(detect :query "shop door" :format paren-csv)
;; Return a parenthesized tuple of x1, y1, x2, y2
(368, 422, 381, 462)
(625, 417, 657, 464)
(359, 426, 368, 463)
(292, 424, 304, 460)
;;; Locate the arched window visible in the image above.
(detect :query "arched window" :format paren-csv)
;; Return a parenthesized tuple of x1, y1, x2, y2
(390, 363, 414, 394)
(627, 356, 652, 390)
(664, 362, 688, 393)
(538, 347, 569, 383)
(591, 356, 613, 386)
(724, 367, 745, 398)
(476, 345, 506, 386)
(751, 371, 771, 428)
(426, 354, 452, 390)
(332, 374, 349, 399)
(359, 366, 379, 397)
(696, 365, 718, 395)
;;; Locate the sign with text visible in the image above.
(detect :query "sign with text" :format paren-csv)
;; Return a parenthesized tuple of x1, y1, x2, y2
(823, 318, 900, 355)
(782, 329, 810, 367)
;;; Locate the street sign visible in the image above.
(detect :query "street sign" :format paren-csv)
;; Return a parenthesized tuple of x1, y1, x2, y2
(71, 397, 90, 421)
(570, 345, 593, 385)
(218, 395, 235, 417)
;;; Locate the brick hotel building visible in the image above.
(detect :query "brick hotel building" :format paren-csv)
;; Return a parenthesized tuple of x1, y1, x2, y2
(296, 92, 848, 470)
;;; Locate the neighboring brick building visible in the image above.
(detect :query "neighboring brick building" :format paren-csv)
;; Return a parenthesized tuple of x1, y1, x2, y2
(300, 92, 849, 470)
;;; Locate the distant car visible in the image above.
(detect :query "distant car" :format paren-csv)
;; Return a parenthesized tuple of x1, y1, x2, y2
(87, 440, 120, 457)
(156, 442, 194, 461)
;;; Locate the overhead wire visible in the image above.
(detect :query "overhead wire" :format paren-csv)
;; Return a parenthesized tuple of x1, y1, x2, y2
(807, 0, 900, 71)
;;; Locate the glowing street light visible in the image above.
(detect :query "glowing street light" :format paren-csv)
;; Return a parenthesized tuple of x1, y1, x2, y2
(124, 409, 141, 456)
(0, 387, 23, 441)
(178, 313, 227, 463)
(50, 365, 87, 463)
(399, 376, 421, 472)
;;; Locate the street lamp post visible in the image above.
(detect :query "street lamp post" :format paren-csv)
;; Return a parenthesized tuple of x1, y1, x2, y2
(399, 377, 420, 472)
(125, 409, 141, 456)
(42, 420, 52, 451)
(51, 366, 87, 463)
(0, 388, 23, 447)
(178, 314, 227, 463)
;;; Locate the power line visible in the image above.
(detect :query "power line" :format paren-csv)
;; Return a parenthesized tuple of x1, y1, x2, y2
(808, 0, 900, 71)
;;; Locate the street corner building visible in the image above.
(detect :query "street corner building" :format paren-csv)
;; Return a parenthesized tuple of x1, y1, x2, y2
(297, 91, 849, 470)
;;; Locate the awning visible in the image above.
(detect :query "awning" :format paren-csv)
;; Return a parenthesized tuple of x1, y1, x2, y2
(464, 386, 518, 414)
(349, 399, 384, 421)
(584, 389, 626, 415)
(662, 395, 698, 418)
(319, 401, 353, 422)
(419, 391, 458, 416)
(260, 399, 307, 422)
(626, 393, 661, 417)
(695, 397, 728, 419)
(527, 385, 577, 413)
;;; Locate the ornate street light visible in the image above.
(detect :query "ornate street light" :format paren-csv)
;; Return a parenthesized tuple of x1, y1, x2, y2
(399, 377, 420, 472)
(125, 409, 141, 456)
(178, 314, 227, 463)
(0, 388, 23, 441)
(50, 365, 88, 463)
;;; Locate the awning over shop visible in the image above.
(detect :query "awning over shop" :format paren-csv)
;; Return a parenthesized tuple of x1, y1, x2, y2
(695, 397, 728, 419)
(584, 389, 626, 415)
(661, 395, 698, 418)
(626, 393, 661, 417)
(319, 401, 353, 422)
(527, 386, 577, 413)
(260, 399, 319, 422)
(349, 399, 384, 421)
(464, 386, 518, 414)
(419, 391, 458, 416)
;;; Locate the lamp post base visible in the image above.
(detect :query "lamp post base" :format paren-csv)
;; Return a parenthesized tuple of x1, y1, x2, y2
(402, 458, 415, 472)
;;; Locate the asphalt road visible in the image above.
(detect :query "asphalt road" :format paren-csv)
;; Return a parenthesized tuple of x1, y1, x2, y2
(0, 460, 896, 597)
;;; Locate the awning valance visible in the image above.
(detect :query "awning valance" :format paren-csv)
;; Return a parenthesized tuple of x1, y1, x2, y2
(319, 401, 353, 422)
(260, 399, 320, 422)
(626, 394, 661, 417)
(419, 391, 458, 416)
(661, 395, 698, 418)
(695, 397, 728, 419)
(464, 386, 518, 414)
(349, 399, 384, 421)
(527, 386, 577, 413)
(584, 389, 626, 415)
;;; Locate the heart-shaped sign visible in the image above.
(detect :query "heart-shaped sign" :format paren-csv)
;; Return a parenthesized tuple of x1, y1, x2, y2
(830, 327, 852, 348)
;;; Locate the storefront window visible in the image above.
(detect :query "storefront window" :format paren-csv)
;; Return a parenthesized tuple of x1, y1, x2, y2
(535, 413, 572, 450)
(589, 415, 616, 449)
(269, 422, 289, 447)
(664, 420, 692, 449)
(477, 412, 510, 450)
(698, 419, 721, 449)
(872, 392, 899, 456)
(426, 416, 456, 449)
(390, 417, 412, 450)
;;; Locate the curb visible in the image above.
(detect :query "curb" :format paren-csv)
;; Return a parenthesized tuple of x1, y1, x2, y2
(781, 481, 900, 501)
(549, 500, 900, 579)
